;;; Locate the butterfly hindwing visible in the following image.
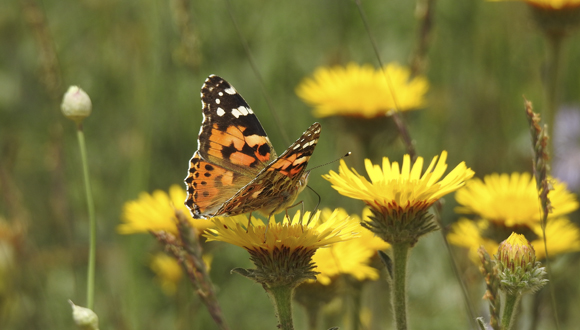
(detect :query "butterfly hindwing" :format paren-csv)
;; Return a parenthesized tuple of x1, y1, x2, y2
(215, 122, 321, 217)
(185, 151, 243, 217)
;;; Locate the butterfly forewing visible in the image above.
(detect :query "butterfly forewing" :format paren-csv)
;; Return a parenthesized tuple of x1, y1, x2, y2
(198, 75, 277, 176)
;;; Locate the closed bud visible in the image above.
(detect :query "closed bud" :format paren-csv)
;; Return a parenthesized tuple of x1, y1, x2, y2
(497, 232, 536, 272)
(69, 300, 99, 330)
(61, 86, 92, 124)
(495, 233, 547, 295)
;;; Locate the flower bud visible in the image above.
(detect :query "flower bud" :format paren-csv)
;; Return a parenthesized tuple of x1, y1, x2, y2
(497, 232, 535, 272)
(69, 300, 99, 330)
(61, 86, 92, 124)
(495, 233, 547, 295)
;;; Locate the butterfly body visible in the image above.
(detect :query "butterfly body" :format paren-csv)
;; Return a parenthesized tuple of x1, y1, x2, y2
(185, 75, 320, 219)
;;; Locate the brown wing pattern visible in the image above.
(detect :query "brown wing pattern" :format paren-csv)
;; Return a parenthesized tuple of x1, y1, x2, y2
(215, 122, 321, 217)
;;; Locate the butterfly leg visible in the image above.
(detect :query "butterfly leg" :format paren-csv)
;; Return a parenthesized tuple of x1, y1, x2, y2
(305, 185, 321, 226)
(245, 212, 254, 233)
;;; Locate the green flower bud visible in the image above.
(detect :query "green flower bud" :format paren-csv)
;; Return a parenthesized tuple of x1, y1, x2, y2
(495, 233, 548, 295)
(61, 86, 92, 124)
(69, 300, 99, 330)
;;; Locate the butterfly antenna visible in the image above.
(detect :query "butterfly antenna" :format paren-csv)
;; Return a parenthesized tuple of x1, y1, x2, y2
(308, 152, 351, 172)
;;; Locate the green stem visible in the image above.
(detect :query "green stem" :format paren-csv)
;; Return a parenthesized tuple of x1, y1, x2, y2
(501, 293, 522, 330)
(305, 304, 320, 330)
(268, 285, 295, 330)
(349, 279, 363, 330)
(545, 32, 564, 159)
(76, 124, 96, 310)
(391, 242, 411, 330)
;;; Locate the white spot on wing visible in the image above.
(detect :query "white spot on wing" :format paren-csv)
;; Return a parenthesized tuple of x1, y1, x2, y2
(248, 108, 254, 114)
(217, 107, 226, 116)
(218, 92, 223, 96)
(238, 106, 249, 116)
(231, 109, 242, 118)
(224, 86, 237, 95)
(293, 144, 301, 150)
(215, 98, 221, 104)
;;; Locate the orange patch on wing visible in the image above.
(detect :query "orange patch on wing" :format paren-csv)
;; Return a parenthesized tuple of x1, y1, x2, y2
(229, 151, 257, 166)
(221, 171, 234, 186)
(209, 125, 245, 150)
(245, 134, 268, 148)
(269, 154, 296, 170)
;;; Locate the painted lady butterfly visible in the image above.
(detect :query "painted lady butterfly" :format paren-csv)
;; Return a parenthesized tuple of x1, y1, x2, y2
(185, 75, 321, 220)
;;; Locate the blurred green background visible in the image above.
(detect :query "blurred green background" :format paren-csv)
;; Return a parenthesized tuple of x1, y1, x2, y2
(2, 0, 580, 329)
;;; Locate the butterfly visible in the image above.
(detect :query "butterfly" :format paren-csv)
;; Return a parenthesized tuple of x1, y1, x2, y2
(184, 75, 321, 222)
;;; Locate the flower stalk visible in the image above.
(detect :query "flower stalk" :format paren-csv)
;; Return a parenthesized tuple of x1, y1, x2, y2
(391, 242, 410, 330)
(77, 126, 97, 310)
(61, 86, 96, 310)
(268, 284, 295, 330)
(501, 293, 522, 330)
(153, 210, 230, 330)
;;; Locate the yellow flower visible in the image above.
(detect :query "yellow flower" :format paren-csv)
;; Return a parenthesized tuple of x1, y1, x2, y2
(455, 172, 579, 226)
(149, 252, 214, 296)
(311, 208, 389, 285)
(205, 210, 359, 287)
(490, 0, 580, 9)
(205, 210, 358, 253)
(118, 185, 213, 235)
(150, 253, 184, 296)
(448, 217, 580, 261)
(324, 151, 475, 219)
(296, 62, 429, 118)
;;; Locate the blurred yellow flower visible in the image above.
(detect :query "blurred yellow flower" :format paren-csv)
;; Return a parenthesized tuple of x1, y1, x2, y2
(150, 253, 184, 296)
(455, 172, 579, 226)
(118, 185, 213, 235)
(149, 253, 214, 296)
(324, 151, 475, 219)
(311, 208, 389, 285)
(448, 217, 580, 261)
(490, 0, 580, 9)
(296, 62, 428, 118)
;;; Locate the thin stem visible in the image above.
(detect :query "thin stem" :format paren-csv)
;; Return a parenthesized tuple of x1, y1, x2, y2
(391, 242, 410, 330)
(544, 32, 564, 159)
(410, 0, 437, 78)
(354, 0, 418, 161)
(268, 285, 295, 330)
(76, 124, 96, 310)
(501, 293, 522, 330)
(349, 279, 364, 330)
(305, 304, 320, 330)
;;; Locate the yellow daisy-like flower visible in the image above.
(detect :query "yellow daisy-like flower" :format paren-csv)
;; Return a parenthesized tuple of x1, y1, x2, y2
(311, 208, 389, 285)
(490, 0, 580, 10)
(324, 151, 474, 244)
(455, 172, 579, 226)
(448, 217, 580, 261)
(205, 210, 358, 253)
(296, 62, 429, 118)
(324, 151, 475, 219)
(204, 210, 359, 287)
(118, 185, 214, 235)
